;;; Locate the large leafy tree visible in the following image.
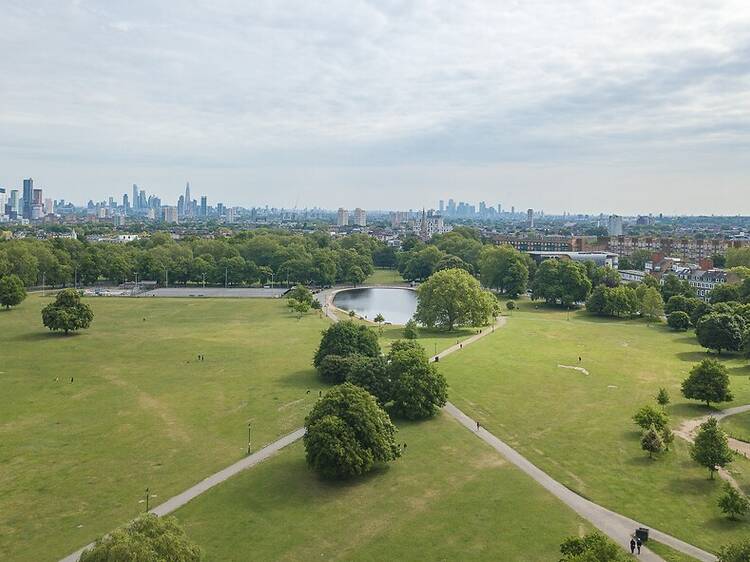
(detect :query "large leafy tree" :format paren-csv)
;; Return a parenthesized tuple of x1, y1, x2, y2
(710, 283, 741, 305)
(313, 320, 380, 368)
(681, 359, 733, 407)
(0, 274, 27, 309)
(41, 289, 94, 334)
(695, 312, 746, 354)
(80, 514, 201, 562)
(303, 383, 401, 479)
(415, 268, 496, 331)
(719, 540, 750, 562)
(640, 286, 664, 323)
(632, 405, 669, 431)
(690, 417, 733, 479)
(718, 483, 750, 520)
(345, 355, 391, 405)
(478, 245, 529, 297)
(532, 259, 591, 306)
(667, 311, 691, 331)
(559, 531, 629, 561)
(399, 245, 445, 281)
(387, 340, 448, 419)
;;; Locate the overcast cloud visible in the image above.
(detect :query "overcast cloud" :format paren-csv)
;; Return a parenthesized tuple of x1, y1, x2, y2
(1, 0, 749, 214)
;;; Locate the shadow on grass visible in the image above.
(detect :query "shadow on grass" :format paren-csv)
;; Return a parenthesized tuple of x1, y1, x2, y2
(669, 402, 717, 418)
(277, 368, 319, 390)
(675, 351, 712, 363)
(666, 475, 716, 495)
(11, 330, 82, 342)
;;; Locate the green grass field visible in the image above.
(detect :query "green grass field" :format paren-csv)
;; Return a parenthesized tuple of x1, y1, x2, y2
(364, 268, 405, 285)
(0, 294, 331, 561)
(175, 412, 590, 561)
(438, 300, 750, 553)
(722, 412, 750, 444)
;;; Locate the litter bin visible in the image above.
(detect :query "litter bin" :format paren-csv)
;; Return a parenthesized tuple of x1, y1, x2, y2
(635, 527, 649, 542)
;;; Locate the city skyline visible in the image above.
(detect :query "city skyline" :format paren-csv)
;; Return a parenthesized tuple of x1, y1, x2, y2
(2, 2, 750, 214)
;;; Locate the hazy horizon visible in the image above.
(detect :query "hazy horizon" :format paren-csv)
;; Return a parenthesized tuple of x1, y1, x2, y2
(2, 1, 749, 215)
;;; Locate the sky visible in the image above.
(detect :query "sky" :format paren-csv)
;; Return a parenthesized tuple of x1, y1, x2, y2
(1, 0, 749, 214)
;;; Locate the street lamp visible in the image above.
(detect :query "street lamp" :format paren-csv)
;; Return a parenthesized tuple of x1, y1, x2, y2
(247, 423, 252, 455)
(164, 267, 168, 288)
(145, 487, 150, 512)
(225, 267, 228, 289)
(41, 271, 46, 296)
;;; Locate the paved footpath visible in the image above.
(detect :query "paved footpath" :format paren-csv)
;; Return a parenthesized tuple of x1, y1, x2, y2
(62, 307, 718, 562)
(59, 429, 305, 562)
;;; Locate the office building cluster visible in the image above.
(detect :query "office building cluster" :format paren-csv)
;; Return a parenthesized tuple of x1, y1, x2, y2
(336, 207, 367, 227)
(0, 178, 54, 222)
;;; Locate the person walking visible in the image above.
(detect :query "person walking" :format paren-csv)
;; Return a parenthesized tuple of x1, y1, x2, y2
(636, 537, 642, 554)
(476, 421, 480, 431)
(629, 538, 636, 554)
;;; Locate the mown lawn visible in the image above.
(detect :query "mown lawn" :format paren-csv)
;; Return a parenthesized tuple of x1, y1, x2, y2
(722, 411, 750, 444)
(175, 412, 590, 561)
(0, 294, 330, 561)
(438, 300, 750, 553)
(364, 268, 405, 285)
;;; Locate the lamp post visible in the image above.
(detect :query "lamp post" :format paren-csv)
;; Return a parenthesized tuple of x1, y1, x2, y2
(164, 267, 168, 288)
(202, 273, 206, 288)
(270, 272, 275, 289)
(247, 422, 258, 455)
(41, 271, 46, 296)
(145, 487, 150, 512)
(225, 267, 228, 289)
(74, 267, 78, 290)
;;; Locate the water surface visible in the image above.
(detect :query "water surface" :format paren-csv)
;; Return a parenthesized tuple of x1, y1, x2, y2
(333, 288, 417, 325)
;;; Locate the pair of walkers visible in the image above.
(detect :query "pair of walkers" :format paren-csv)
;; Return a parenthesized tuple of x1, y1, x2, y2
(629, 537, 642, 555)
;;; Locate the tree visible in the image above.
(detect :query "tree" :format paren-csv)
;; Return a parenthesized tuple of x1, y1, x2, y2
(506, 300, 516, 311)
(303, 382, 400, 479)
(665, 295, 697, 316)
(682, 359, 733, 407)
(656, 387, 670, 407)
(691, 417, 733, 479)
(313, 321, 380, 368)
(403, 319, 418, 339)
(633, 404, 669, 431)
(345, 355, 390, 405)
(532, 259, 591, 307)
(585, 285, 608, 315)
(604, 285, 638, 318)
(690, 301, 714, 327)
(415, 268, 496, 331)
(318, 354, 357, 384)
(287, 298, 310, 320)
(41, 289, 94, 334)
(640, 286, 664, 322)
(718, 540, 750, 562)
(0, 274, 26, 309)
(478, 245, 529, 297)
(661, 273, 695, 301)
(710, 283, 741, 305)
(399, 245, 445, 281)
(288, 284, 314, 305)
(718, 483, 749, 520)
(79, 514, 201, 562)
(387, 340, 448, 419)
(347, 265, 367, 286)
(667, 311, 691, 331)
(641, 424, 665, 459)
(559, 531, 629, 561)
(696, 313, 746, 354)
(373, 313, 385, 332)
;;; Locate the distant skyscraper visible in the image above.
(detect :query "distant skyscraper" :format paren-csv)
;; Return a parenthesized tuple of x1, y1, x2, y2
(22, 178, 33, 219)
(123, 193, 129, 210)
(10, 190, 19, 213)
(185, 182, 191, 216)
(608, 215, 624, 236)
(353, 208, 366, 227)
(0, 188, 6, 216)
(177, 195, 185, 217)
(439, 200, 445, 213)
(163, 206, 179, 224)
(139, 190, 147, 210)
(337, 208, 349, 226)
(200, 196, 207, 217)
(527, 208, 534, 227)
(132, 184, 139, 210)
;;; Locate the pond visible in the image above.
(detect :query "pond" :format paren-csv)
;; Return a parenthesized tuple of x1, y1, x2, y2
(333, 287, 417, 325)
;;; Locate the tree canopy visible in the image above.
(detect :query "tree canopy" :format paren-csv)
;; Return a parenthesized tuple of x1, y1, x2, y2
(303, 383, 401, 479)
(695, 313, 746, 354)
(531, 259, 592, 307)
(386, 340, 448, 420)
(41, 289, 94, 334)
(681, 359, 733, 407)
(478, 245, 529, 298)
(415, 268, 496, 331)
(80, 514, 201, 562)
(313, 320, 380, 369)
(690, 417, 733, 479)
(0, 274, 27, 309)
(559, 531, 630, 562)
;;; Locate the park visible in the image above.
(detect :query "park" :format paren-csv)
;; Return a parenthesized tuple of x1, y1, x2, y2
(2, 267, 750, 561)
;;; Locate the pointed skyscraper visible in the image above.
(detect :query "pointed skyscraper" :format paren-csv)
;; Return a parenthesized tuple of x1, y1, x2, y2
(185, 182, 191, 216)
